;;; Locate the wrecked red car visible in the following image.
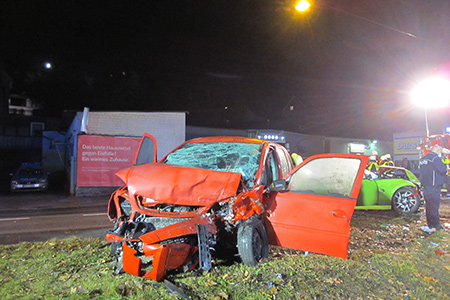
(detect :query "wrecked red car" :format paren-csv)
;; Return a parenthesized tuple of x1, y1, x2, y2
(106, 134, 368, 281)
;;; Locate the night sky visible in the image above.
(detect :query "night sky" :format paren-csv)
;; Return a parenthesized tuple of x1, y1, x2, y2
(2, 0, 450, 140)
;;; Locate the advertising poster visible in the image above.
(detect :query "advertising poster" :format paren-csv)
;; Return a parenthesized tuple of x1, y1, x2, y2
(77, 135, 141, 187)
(393, 131, 424, 161)
(394, 138, 421, 157)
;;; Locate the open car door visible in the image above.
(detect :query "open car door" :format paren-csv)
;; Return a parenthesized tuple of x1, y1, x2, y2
(133, 133, 158, 165)
(265, 154, 368, 259)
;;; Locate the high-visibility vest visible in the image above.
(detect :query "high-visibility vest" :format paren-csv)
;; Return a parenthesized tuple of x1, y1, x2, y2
(291, 153, 303, 166)
(367, 161, 378, 172)
(381, 160, 394, 166)
(443, 157, 450, 174)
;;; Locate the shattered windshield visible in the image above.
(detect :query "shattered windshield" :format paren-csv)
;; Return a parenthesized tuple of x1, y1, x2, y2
(163, 142, 263, 188)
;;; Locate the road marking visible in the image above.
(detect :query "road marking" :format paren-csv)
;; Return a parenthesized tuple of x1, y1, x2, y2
(0, 217, 31, 222)
(83, 213, 106, 217)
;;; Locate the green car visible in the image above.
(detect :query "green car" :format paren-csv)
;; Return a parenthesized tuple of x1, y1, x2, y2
(357, 166, 422, 214)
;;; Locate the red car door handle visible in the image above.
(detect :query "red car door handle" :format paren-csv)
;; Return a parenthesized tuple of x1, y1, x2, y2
(332, 210, 347, 219)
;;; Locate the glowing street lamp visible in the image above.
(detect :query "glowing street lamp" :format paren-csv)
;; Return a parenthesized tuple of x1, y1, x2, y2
(295, 0, 311, 12)
(411, 77, 450, 136)
(293, 0, 418, 38)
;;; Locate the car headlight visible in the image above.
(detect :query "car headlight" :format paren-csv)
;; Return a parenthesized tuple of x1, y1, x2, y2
(11, 180, 18, 184)
(137, 195, 158, 207)
(39, 178, 47, 183)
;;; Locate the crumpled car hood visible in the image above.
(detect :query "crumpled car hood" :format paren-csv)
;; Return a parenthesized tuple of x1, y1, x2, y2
(117, 163, 242, 206)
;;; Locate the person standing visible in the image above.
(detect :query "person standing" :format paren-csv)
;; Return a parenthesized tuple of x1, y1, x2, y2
(367, 155, 378, 173)
(419, 144, 448, 230)
(291, 152, 303, 166)
(441, 153, 450, 197)
(371, 150, 379, 161)
(402, 157, 410, 169)
(380, 154, 394, 166)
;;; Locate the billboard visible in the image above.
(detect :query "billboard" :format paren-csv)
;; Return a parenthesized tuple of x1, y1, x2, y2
(77, 135, 141, 187)
(393, 131, 424, 161)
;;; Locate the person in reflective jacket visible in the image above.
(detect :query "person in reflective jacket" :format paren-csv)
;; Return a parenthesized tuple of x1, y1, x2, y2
(367, 155, 378, 173)
(419, 144, 449, 230)
(379, 154, 394, 166)
(441, 154, 450, 197)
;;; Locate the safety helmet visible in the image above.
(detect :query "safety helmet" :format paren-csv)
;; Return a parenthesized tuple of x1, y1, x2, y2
(371, 150, 379, 156)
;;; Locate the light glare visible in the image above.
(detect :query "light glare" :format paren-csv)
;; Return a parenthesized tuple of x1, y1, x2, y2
(295, 0, 311, 12)
(411, 77, 450, 108)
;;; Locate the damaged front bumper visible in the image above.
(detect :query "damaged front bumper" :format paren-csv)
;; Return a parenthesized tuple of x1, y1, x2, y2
(104, 180, 265, 281)
(106, 216, 217, 281)
(121, 242, 198, 281)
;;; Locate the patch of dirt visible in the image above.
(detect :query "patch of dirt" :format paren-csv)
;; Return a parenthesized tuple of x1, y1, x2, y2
(349, 200, 450, 258)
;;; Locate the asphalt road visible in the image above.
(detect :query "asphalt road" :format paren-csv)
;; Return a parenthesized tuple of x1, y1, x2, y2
(1, 191, 449, 245)
(0, 192, 112, 244)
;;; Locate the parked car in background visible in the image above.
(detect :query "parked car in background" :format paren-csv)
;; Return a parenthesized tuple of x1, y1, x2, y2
(105, 134, 368, 281)
(357, 166, 421, 214)
(10, 163, 49, 192)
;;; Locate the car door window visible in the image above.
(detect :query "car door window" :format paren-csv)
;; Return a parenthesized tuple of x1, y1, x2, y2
(289, 157, 362, 197)
(262, 151, 280, 187)
(134, 134, 157, 166)
(269, 152, 279, 183)
(275, 147, 293, 177)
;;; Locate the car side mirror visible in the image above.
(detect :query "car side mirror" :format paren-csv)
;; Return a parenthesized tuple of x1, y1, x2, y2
(270, 179, 288, 192)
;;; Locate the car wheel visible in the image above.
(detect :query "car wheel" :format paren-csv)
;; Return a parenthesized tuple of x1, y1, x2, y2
(237, 218, 269, 266)
(392, 186, 421, 214)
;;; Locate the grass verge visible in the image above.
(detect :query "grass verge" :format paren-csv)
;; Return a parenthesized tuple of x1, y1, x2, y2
(1, 205, 449, 299)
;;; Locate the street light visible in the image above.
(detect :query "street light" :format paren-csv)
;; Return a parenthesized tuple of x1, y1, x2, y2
(293, 0, 418, 38)
(295, 0, 311, 12)
(411, 77, 450, 136)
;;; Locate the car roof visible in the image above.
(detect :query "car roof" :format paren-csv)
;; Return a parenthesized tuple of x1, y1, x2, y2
(184, 136, 268, 145)
(20, 162, 41, 168)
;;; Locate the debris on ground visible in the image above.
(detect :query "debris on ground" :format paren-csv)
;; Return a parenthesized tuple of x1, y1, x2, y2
(421, 226, 436, 234)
